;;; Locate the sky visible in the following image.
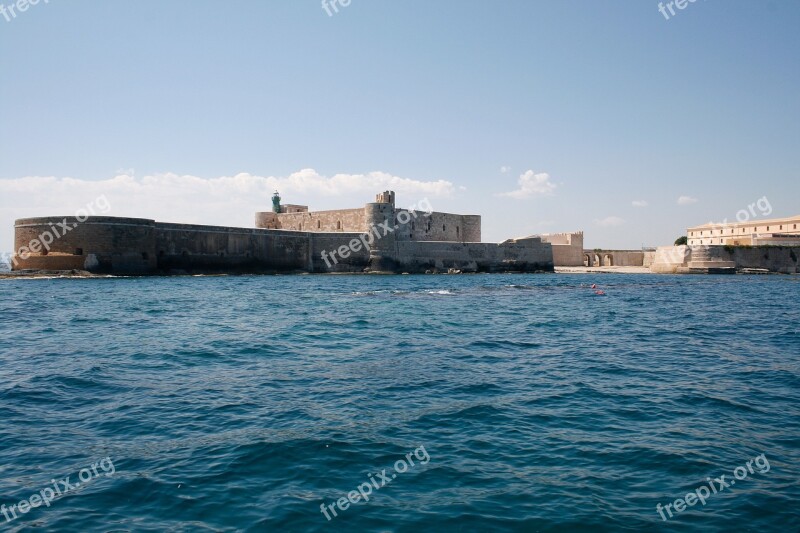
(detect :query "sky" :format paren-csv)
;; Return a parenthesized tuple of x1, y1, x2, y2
(1, 0, 799, 253)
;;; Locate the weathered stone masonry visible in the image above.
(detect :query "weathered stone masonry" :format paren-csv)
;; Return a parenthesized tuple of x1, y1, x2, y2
(12, 192, 553, 274)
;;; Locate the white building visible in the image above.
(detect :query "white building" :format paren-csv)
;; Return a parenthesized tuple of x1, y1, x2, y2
(687, 215, 800, 246)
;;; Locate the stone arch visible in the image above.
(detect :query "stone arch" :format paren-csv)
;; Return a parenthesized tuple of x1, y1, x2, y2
(594, 254, 600, 266)
(584, 254, 591, 267)
(603, 254, 613, 266)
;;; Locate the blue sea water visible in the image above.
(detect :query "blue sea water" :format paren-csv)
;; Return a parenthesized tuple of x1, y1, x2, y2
(0, 273, 798, 532)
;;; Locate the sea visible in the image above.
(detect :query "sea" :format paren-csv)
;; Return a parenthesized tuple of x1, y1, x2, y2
(0, 273, 798, 532)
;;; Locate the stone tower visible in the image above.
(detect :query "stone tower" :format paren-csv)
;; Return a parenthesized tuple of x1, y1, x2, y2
(365, 191, 397, 271)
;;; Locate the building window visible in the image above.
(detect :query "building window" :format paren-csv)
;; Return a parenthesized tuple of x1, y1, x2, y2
(337, 221, 342, 230)
(317, 221, 321, 229)
(142, 252, 149, 260)
(75, 248, 83, 256)
(767, 226, 770, 231)
(443, 225, 446, 232)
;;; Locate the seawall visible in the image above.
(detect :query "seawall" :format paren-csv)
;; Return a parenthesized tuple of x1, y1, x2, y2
(11, 217, 552, 275)
(650, 245, 800, 274)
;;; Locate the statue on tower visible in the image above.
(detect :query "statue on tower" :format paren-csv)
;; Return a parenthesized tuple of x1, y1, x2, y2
(272, 191, 282, 214)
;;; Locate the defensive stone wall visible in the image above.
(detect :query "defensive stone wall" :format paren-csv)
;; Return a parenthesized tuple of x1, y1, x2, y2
(395, 237, 553, 273)
(397, 211, 481, 243)
(539, 232, 584, 266)
(12, 216, 533, 274)
(154, 223, 310, 272)
(13, 217, 157, 273)
(582, 249, 645, 267)
(268, 208, 366, 233)
(649, 245, 800, 274)
(256, 206, 481, 243)
(729, 246, 799, 273)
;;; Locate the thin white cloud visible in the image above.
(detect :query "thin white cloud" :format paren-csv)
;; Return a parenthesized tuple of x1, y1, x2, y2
(594, 216, 625, 227)
(500, 166, 511, 174)
(677, 195, 698, 205)
(632, 200, 648, 207)
(497, 170, 556, 199)
(0, 170, 456, 251)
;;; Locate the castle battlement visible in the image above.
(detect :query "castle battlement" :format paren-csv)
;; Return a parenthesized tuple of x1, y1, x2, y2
(256, 190, 482, 244)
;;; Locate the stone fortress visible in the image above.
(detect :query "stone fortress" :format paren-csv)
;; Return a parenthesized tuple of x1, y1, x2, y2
(9, 190, 799, 275)
(10, 191, 554, 275)
(255, 191, 482, 243)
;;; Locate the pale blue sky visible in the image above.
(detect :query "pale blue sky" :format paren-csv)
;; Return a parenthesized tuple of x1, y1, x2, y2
(1, 0, 798, 251)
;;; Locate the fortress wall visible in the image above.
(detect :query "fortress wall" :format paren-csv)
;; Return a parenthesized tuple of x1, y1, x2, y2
(539, 232, 584, 266)
(582, 249, 645, 267)
(272, 208, 365, 232)
(398, 212, 481, 242)
(309, 232, 371, 272)
(649, 245, 800, 273)
(13, 217, 156, 273)
(730, 246, 799, 273)
(395, 237, 553, 273)
(551, 245, 584, 266)
(261, 206, 482, 243)
(607, 251, 645, 267)
(463, 215, 481, 242)
(650, 246, 690, 273)
(255, 212, 278, 229)
(12, 215, 552, 275)
(154, 223, 312, 272)
(541, 234, 570, 245)
(12, 255, 87, 271)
